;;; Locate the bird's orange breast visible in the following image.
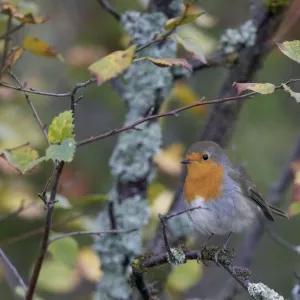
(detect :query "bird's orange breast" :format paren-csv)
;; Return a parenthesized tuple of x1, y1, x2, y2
(184, 160, 224, 203)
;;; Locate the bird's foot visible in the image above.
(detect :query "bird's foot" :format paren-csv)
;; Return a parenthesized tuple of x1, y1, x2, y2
(214, 247, 225, 267)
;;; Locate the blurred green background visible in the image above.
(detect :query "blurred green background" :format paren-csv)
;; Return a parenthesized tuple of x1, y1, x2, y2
(0, 0, 300, 299)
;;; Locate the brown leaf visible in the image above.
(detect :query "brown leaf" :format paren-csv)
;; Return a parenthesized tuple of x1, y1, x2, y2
(0, 47, 24, 73)
(138, 57, 193, 72)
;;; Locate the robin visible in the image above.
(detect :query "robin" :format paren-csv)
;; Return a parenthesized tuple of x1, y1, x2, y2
(181, 141, 287, 248)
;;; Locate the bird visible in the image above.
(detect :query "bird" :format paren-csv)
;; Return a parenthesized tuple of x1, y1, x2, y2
(181, 141, 287, 248)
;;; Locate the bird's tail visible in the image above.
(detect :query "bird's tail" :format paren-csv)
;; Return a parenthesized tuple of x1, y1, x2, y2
(269, 204, 289, 219)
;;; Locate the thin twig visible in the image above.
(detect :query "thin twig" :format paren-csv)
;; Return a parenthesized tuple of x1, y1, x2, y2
(0, 248, 28, 293)
(266, 227, 300, 254)
(77, 79, 299, 147)
(26, 162, 65, 300)
(38, 167, 58, 204)
(0, 23, 25, 40)
(0, 213, 81, 247)
(10, 73, 51, 146)
(1, 14, 13, 70)
(48, 228, 138, 244)
(5, 142, 30, 152)
(164, 205, 207, 220)
(0, 77, 97, 98)
(97, 0, 121, 21)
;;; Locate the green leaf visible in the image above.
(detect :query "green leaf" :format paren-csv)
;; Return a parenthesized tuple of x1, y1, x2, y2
(167, 260, 203, 292)
(164, 12, 205, 30)
(48, 110, 74, 143)
(0, 146, 40, 173)
(282, 84, 300, 102)
(288, 202, 300, 217)
(46, 138, 76, 162)
(233, 82, 275, 95)
(88, 45, 136, 86)
(36, 259, 74, 293)
(174, 33, 207, 64)
(15, 286, 45, 300)
(277, 40, 300, 63)
(22, 157, 48, 174)
(48, 234, 79, 268)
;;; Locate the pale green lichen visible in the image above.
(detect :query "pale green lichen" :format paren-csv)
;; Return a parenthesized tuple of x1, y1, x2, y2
(219, 20, 257, 54)
(167, 247, 186, 265)
(93, 9, 178, 300)
(248, 282, 284, 300)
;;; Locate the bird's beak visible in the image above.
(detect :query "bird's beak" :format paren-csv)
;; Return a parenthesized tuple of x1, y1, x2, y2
(181, 159, 191, 165)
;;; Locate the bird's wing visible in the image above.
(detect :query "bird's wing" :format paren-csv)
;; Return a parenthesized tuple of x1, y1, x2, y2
(229, 166, 275, 221)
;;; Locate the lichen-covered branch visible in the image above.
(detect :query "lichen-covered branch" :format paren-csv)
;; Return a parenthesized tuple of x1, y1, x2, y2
(93, 8, 180, 300)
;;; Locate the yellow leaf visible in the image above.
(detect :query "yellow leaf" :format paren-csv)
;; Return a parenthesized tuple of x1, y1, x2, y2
(167, 260, 203, 292)
(136, 57, 192, 72)
(0, 47, 24, 73)
(164, 12, 205, 30)
(154, 143, 185, 176)
(88, 45, 136, 86)
(172, 82, 206, 115)
(75, 247, 102, 282)
(233, 82, 275, 95)
(23, 36, 63, 61)
(151, 190, 174, 215)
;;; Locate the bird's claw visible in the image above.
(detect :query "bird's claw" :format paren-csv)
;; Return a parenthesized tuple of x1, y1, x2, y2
(214, 248, 224, 267)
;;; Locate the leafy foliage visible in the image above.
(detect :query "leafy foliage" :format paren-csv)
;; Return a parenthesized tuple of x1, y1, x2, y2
(282, 84, 300, 102)
(48, 110, 75, 144)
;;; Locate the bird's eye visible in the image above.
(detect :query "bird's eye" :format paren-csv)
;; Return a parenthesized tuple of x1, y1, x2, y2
(202, 153, 209, 160)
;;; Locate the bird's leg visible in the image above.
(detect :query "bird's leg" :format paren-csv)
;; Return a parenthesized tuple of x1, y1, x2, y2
(214, 232, 233, 267)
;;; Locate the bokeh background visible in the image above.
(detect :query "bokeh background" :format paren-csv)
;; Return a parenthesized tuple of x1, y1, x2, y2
(0, 0, 300, 299)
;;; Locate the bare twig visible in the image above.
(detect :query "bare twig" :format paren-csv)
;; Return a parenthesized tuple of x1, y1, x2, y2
(97, 0, 121, 21)
(164, 205, 207, 220)
(26, 162, 65, 300)
(78, 79, 298, 147)
(0, 248, 28, 294)
(48, 228, 139, 244)
(0, 77, 97, 98)
(10, 73, 51, 146)
(0, 213, 81, 247)
(266, 227, 300, 254)
(0, 23, 25, 40)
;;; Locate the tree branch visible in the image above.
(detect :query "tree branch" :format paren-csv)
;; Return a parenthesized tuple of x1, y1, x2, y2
(0, 248, 28, 295)
(26, 162, 65, 300)
(47, 228, 139, 244)
(77, 80, 298, 147)
(97, 0, 121, 21)
(1, 14, 13, 71)
(10, 73, 51, 146)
